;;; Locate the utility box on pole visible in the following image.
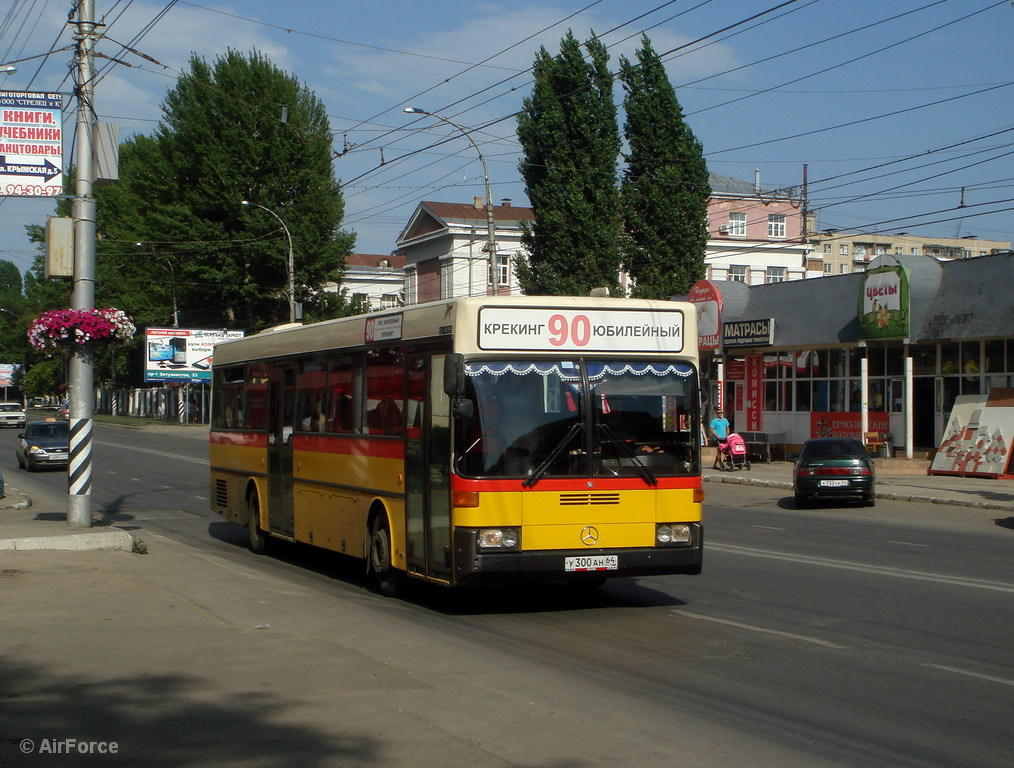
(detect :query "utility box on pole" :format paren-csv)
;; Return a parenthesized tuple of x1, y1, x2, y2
(45, 216, 74, 278)
(93, 122, 119, 185)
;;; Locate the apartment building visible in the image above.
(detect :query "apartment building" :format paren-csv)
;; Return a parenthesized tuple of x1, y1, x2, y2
(705, 171, 811, 285)
(808, 230, 1011, 276)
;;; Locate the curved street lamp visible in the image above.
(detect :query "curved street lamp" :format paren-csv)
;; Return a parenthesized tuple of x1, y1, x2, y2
(137, 243, 179, 328)
(241, 200, 297, 323)
(404, 107, 499, 292)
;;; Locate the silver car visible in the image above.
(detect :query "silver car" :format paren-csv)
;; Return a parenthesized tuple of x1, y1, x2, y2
(16, 420, 70, 471)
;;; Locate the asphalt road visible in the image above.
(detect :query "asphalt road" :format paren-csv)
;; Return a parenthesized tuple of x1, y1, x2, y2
(1, 424, 1011, 768)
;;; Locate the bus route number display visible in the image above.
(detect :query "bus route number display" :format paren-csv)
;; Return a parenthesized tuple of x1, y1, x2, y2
(478, 307, 683, 353)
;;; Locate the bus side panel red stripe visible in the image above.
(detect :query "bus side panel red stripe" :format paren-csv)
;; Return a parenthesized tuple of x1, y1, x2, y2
(294, 434, 405, 460)
(209, 431, 405, 460)
(210, 431, 267, 448)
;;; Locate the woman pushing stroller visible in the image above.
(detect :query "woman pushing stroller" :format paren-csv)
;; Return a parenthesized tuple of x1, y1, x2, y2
(709, 408, 730, 470)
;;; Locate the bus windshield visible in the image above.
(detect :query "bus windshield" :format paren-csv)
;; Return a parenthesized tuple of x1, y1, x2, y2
(455, 360, 699, 481)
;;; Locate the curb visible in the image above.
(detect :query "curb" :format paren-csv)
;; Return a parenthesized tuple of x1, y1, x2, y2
(702, 473, 1014, 512)
(0, 529, 136, 552)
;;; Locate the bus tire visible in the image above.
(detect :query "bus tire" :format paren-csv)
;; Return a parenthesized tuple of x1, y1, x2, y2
(369, 514, 404, 597)
(247, 491, 270, 555)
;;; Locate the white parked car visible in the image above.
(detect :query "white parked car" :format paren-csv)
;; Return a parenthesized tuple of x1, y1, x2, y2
(0, 402, 27, 429)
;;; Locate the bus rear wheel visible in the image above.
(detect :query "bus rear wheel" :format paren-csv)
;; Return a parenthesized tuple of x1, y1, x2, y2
(369, 515, 404, 597)
(247, 492, 269, 555)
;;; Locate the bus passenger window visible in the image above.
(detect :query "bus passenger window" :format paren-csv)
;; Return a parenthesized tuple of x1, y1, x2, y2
(365, 348, 404, 436)
(368, 398, 403, 435)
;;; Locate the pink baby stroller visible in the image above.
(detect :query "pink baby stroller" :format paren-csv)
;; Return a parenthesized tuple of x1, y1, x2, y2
(720, 433, 750, 471)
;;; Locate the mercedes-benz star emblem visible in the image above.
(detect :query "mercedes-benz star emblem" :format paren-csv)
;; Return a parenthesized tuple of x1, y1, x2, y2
(580, 526, 599, 546)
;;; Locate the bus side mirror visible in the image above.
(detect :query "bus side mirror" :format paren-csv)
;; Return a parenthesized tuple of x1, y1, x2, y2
(443, 353, 465, 397)
(457, 398, 474, 420)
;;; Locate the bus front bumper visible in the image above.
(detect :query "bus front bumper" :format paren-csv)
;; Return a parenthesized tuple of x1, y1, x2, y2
(452, 524, 703, 585)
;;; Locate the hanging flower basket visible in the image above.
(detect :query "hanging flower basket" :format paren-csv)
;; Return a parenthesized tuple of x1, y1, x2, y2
(27, 308, 136, 354)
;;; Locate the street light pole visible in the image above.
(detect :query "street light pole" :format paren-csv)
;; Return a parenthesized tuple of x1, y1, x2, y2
(68, 0, 98, 528)
(167, 260, 179, 328)
(403, 107, 498, 294)
(241, 201, 296, 323)
(137, 243, 178, 327)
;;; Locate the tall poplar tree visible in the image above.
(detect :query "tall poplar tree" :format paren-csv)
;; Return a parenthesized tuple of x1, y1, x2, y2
(619, 36, 709, 298)
(516, 31, 622, 296)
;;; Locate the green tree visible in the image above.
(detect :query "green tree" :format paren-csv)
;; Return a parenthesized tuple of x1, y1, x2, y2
(96, 49, 355, 332)
(619, 36, 710, 298)
(302, 289, 370, 324)
(0, 260, 29, 391)
(516, 31, 622, 296)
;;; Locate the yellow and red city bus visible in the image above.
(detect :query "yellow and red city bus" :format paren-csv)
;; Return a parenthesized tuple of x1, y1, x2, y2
(209, 296, 703, 594)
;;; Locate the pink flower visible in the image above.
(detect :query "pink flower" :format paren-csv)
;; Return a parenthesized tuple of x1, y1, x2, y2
(27, 308, 136, 354)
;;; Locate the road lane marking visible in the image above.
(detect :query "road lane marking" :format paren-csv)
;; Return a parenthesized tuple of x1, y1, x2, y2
(922, 663, 1014, 688)
(709, 542, 1014, 593)
(752, 525, 784, 531)
(95, 440, 208, 465)
(889, 540, 930, 547)
(672, 609, 847, 649)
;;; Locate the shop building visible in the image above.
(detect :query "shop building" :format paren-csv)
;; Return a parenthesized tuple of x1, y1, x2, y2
(684, 252, 1014, 458)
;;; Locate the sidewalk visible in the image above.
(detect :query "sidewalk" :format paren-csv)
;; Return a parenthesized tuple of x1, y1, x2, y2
(0, 486, 137, 552)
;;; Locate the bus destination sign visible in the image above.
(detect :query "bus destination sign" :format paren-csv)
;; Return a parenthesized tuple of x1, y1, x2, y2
(478, 307, 683, 353)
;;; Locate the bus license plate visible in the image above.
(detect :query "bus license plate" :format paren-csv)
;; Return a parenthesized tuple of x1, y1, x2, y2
(565, 555, 618, 572)
(819, 479, 849, 487)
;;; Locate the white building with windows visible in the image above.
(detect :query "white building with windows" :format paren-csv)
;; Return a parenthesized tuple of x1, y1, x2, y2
(396, 198, 533, 304)
(322, 253, 406, 311)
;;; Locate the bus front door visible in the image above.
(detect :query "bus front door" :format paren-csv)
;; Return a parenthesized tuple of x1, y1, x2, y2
(405, 353, 452, 581)
(268, 364, 296, 537)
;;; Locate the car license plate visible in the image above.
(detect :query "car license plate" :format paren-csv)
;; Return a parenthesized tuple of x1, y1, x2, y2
(818, 479, 849, 488)
(565, 555, 618, 572)
(50, 453, 68, 461)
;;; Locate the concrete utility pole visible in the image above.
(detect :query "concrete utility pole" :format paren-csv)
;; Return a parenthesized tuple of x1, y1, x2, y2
(68, 0, 97, 528)
(403, 107, 498, 294)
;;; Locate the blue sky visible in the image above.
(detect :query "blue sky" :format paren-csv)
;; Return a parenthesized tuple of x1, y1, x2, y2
(1, 0, 1012, 276)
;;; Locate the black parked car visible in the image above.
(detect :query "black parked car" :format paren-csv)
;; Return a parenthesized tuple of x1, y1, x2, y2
(793, 437, 875, 508)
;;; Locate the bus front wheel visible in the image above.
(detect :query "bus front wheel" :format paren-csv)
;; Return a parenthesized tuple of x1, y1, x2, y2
(369, 514, 404, 597)
(247, 492, 270, 555)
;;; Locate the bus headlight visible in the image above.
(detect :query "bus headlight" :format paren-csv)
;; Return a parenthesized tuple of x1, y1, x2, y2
(656, 524, 692, 546)
(477, 528, 520, 550)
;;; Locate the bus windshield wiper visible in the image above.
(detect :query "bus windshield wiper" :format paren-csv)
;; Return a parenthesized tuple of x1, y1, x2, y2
(596, 424, 658, 487)
(523, 421, 584, 488)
